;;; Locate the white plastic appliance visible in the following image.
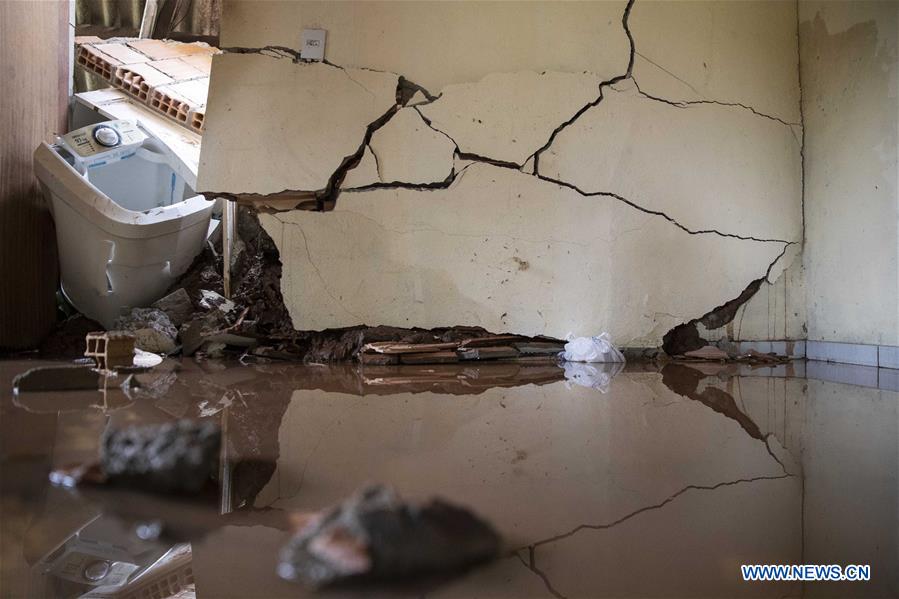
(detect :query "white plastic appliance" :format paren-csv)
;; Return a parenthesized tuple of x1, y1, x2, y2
(34, 120, 214, 328)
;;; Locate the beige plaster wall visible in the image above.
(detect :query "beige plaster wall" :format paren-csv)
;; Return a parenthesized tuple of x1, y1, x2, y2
(201, 0, 806, 346)
(219, 0, 630, 92)
(800, 1, 899, 346)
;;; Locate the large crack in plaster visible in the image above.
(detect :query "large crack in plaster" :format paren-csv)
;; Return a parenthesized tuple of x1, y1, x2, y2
(213, 0, 797, 246)
(627, 0, 802, 125)
(795, 0, 807, 245)
(198, 54, 399, 198)
(663, 242, 796, 354)
(262, 163, 788, 341)
(632, 80, 802, 128)
(208, 0, 805, 346)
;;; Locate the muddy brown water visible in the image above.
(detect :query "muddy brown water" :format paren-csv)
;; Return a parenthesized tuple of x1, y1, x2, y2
(2, 358, 897, 598)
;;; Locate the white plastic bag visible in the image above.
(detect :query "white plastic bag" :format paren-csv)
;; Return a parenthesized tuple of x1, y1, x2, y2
(561, 332, 625, 363)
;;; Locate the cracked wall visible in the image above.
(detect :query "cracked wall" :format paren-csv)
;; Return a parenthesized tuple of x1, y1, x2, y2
(199, 0, 806, 347)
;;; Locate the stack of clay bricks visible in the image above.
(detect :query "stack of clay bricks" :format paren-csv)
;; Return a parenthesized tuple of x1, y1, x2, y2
(75, 36, 219, 133)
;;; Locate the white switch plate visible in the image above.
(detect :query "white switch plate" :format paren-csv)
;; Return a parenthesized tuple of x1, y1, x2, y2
(301, 28, 326, 61)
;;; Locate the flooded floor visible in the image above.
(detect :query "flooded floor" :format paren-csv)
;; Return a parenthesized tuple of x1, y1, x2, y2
(2, 358, 897, 598)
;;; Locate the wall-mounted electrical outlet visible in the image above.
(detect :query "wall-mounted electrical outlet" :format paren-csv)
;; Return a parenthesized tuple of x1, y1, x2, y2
(301, 29, 326, 61)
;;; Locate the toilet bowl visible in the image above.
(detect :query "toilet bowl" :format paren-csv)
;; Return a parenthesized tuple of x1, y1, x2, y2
(34, 119, 215, 329)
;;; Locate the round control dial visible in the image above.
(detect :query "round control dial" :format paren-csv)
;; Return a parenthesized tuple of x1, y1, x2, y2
(93, 125, 121, 148)
(83, 560, 111, 582)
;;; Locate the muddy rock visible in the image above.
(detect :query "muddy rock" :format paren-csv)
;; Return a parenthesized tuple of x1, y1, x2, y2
(278, 485, 501, 587)
(179, 309, 232, 356)
(101, 420, 221, 494)
(113, 308, 178, 353)
(152, 288, 194, 327)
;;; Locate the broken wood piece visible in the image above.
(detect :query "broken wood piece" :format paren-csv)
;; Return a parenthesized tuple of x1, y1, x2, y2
(512, 341, 565, 355)
(681, 345, 731, 361)
(457, 346, 520, 361)
(495, 355, 560, 365)
(457, 335, 525, 348)
(399, 351, 459, 364)
(363, 341, 460, 354)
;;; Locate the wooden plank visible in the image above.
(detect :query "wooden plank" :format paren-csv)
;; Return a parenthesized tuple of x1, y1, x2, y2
(399, 351, 460, 364)
(513, 341, 565, 355)
(457, 335, 525, 347)
(363, 341, 460, 355)
(0, 0, 67, 349)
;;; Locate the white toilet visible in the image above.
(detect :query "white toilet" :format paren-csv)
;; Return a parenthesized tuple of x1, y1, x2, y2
(34, 119, 215, 328)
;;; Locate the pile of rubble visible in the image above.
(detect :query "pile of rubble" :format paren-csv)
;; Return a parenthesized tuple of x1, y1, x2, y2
(40, 207, 291, 360)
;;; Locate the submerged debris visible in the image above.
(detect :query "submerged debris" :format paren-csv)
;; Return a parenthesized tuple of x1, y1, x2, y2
(114, 308, 178, 353)
(278, 485, 501, 587)
(50, 420, 220, 494)
(101, 420, 220, 494)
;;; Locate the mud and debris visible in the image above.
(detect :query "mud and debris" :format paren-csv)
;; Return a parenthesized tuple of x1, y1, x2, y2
(114, 308, 179, 354)
(172, 206, 294, 337)
(669, 343, 791, 365)
(251, 326, 565, 364)
(278, 485, 502, 587)
(33, 205, 779, 365)
(681, 345, 730, 361)
(152, 288, 194, 327)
